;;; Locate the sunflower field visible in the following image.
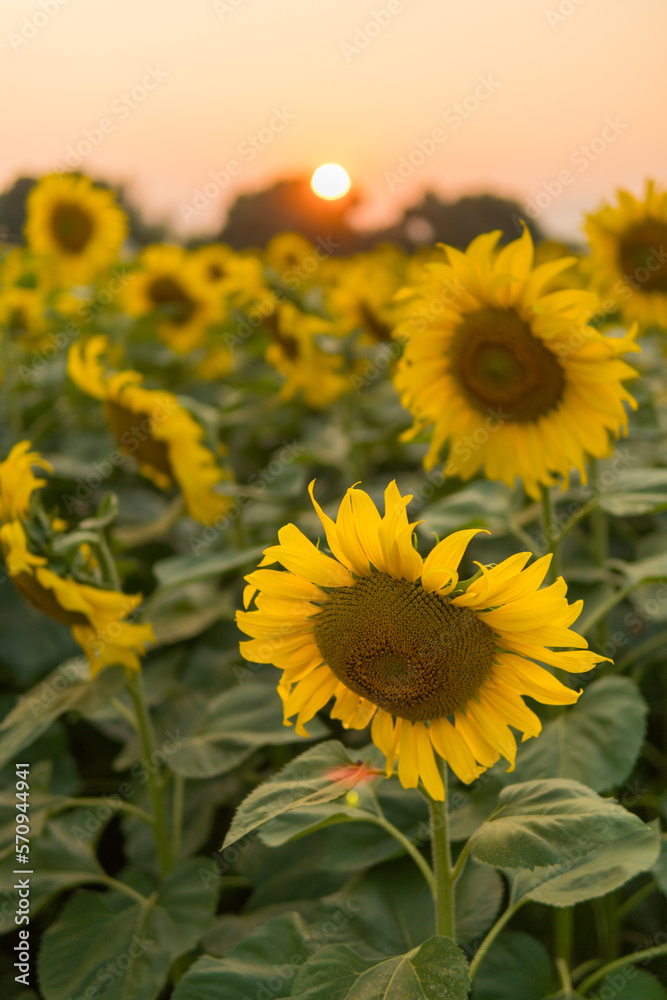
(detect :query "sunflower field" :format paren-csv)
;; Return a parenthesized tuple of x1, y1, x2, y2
(2, 172, 667, 1000)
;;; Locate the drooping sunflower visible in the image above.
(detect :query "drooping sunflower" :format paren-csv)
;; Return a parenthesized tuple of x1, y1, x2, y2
(584, 180, 667, 329)
(25, 173, 127, 286)
(68, 336, 233, 525)
(392, 226, 640, 499)
(123, 244, 221, 353)
(237, 481, 604, 800)
(0, 444, 153, 676)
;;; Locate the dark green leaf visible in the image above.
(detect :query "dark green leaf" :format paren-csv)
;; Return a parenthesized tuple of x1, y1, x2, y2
(513, 678, 647, 792)
(152, 545, 265, 589)
(455, 859, 504, 944)
(471, 931, 555, 1000)
(172, 912, 311, 1000)
(592, 969, 667, 1000)
(0, 661, 125, 770)
(292, 936, 470, 1000)
(222, 741, 373, 850)
(510, 819, 661, 906)
(38, 859, 218, 1000)
(168, 683, 327, 778)
(469, 779, 647, 871)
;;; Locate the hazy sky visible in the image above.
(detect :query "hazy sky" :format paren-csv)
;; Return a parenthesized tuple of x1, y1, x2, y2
(2, 0, 665, 239)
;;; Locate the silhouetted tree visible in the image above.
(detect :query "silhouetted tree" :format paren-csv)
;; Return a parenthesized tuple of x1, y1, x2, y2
(218, 177, 361, 252)
(0, 175, 170, 249)
(0, 177, 36, 245)
(373, 191, 545, 250)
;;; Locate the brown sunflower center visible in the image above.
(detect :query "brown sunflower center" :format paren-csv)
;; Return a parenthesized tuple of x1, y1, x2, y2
(207, 263, 226, 281)
(103, 399, 173, 480)
(617, 220, 667, 292)
(146, 277, 197, 326)
(50, 201, 95, 255)
(312, 574, 496, 722)
(449, 306, 565, 422)
(359, 301, 391, 342)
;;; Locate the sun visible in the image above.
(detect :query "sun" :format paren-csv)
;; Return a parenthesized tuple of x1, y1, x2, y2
(311, 164, 351, 200)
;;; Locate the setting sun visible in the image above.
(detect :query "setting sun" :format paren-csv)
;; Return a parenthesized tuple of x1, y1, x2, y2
(310, 163, 351, 200)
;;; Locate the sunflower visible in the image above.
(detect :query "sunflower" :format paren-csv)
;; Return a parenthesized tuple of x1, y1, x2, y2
(191, 243, 266, 307)
(25, 173, 127, 286)
(392, 226, 640, 499)
(68, 336, 233, 525)
(237, 481, 604, 800)
(0, 445, 153, 676)
(0, 285, 48, 340)
(0, 441, 51, 521)
(584, 180, 667, 329)
(265, 302, 349, 407)
(324, 248, 406, 345)
(123, 244, 221, 353)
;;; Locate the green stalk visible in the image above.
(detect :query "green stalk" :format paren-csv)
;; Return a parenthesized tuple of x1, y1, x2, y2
(588, 458, 611, 647)
(127, 672, 172, 876)
(469, 901, 526, 980)
(578, 942, 667, 995)
(428, 759, 455, 939)
(539, 484, 559, 584)
(171, 772, 185, 864)
(555, 906, 574, 968)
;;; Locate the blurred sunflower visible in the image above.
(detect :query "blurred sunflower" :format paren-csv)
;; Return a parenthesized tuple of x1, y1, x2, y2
(0, 285, 48, 340)
(191, 243, 266, 306)
(584, 180, 667, 329)
(123, 244, 221, 353)
(325, 250, 405, 345)
(0, 441, 50, 521)
(237, 481, 603, 800)
(68, 336, 233, 525)
(25, 173, 127, 286)
(393, 226, 640, 498)
(0, 443, 153, 676)
(265, 302, 349, 407)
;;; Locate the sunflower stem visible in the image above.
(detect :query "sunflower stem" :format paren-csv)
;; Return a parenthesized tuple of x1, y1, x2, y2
(428, 759, 456, 940)
(539, 484, 559, 584)
(171, 772, 185, 864)
(588, 458, 611, 647)
(469, 901, 525, 979)
(577, 942, 667, 995)
(554, 906, 574, 968)
(126, 672, 172, 876)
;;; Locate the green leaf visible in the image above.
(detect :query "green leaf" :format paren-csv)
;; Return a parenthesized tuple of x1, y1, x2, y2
(292, 936, 470, 1000)
(152, 545, 265, 589)
(455, 859, 504, 944)
(221, 741, 373, 850)
(38, 858, 218, 1000)
(618, 551, 667, 587)
(171, 912, 311, 1000)
(598, 468, 667, 516)
(468, 779, 647, 871)
(330, 857, 435, 956)
(592, 969, 667, 1000)
(0, 811, 104, 929)
(417, 480, 513, 536)
(510, 819, 661, 906)
(167, 683, 327, 778)
(471, 931, 555, 1000)
(0, 661, 125, 770)
(651, 836, 667, 895)
(513, 677, 647, 792)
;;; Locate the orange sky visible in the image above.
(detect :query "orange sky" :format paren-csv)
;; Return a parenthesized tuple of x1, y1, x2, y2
(2, 0, 665, 240)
